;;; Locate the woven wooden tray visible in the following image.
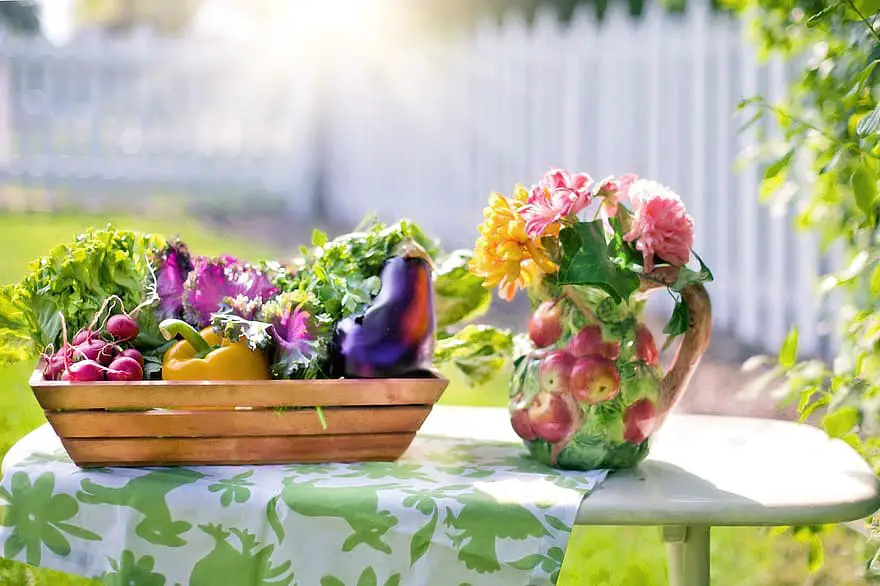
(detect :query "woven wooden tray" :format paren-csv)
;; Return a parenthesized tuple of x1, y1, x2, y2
(29, 370, 448, 468)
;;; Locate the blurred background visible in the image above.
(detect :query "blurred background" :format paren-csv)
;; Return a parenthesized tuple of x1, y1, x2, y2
(0, 1, 871, 585)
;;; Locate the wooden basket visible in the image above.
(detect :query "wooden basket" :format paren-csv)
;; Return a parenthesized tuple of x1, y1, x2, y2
(29, 370, 448, 468)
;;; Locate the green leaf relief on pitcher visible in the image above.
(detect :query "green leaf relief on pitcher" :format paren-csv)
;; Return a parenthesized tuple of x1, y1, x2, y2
(280, 478, 399, 555)
(98, 550, 165, 586)
(444, 487, 549, 574)
(208, 470, 254, 507)
(0, 471, 101, 566)
(76, 468, 205, 547)
(189, 523, 294, 586)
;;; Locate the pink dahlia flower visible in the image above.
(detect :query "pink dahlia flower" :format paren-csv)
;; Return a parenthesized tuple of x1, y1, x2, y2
(519, 185, 567, 239)
(623, 179, 695, 273)
(539, 168, 593, 216)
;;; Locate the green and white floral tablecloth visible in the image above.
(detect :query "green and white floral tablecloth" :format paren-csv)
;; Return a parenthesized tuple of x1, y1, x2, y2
(0, 435, 606, 586)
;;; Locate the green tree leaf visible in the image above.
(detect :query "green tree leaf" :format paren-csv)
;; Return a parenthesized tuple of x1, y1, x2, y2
(857, 105, 880, 137)
(779, 328, 799, 369)
(851, 164, 878, 219)
(311, 229, 328, 247)
(871, 265, 880, 296)
(384, 575, 402, 586)
(822, 406, 861, 438)
(764, 149, 795, 179)
(266, 496, 285, 544)
(558, 222, 640, 302)
(320, 577, 346, 586)
(808, 535, 825, 572)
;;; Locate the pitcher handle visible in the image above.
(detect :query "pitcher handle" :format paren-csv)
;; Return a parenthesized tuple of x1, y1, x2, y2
(638, 268, 713, 429)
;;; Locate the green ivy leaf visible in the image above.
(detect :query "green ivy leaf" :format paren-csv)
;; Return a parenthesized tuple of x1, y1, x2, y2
(779, 328, 799, 369)
(671, 252, 714, 292)
(822, 406, 861, 438)
(663, 300, 690, 339)
(850, 164, 878, 220)
(558, 222, 640, 302)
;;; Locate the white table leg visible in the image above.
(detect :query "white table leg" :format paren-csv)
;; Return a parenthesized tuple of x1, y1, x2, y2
(662, 525, 710, 586)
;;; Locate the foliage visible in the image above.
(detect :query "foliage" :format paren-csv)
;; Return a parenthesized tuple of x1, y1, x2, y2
(728, 0, 880, 577)
(0, 226, 166, 365)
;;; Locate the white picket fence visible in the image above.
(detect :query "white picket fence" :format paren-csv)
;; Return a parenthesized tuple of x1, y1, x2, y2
(0, 2, 833, 358)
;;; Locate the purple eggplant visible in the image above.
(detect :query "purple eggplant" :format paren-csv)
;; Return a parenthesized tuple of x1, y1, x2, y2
(333, 250, 435, 378)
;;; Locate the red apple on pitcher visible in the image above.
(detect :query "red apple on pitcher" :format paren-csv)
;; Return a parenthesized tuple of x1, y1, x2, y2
(636, 324, 659, 366)
(569, 325, 620, 360)
(528, 391, 580, 443)
(511, 408, 538, 441)
(529, 301, 563, 348)
(539, 349, 575, 393)
(569, 357, 620, 404)
(623, 398, 657, 444)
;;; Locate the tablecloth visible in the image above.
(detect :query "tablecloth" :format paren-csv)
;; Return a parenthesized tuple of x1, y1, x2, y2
(0, 434, 606, 586)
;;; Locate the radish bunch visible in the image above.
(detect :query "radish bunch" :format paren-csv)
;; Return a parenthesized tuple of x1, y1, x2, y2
(40, 299, 145, 383)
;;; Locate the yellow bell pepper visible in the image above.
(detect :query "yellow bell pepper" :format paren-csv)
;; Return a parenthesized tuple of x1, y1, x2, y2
(159, 319, 270, 381)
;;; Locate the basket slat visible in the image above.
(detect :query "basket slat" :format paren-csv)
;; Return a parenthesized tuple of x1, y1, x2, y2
(47, 406, 433, 438)
(30, 370, 446, 410)
(61, 434, 417, 467)
(30, 370, 448, 466)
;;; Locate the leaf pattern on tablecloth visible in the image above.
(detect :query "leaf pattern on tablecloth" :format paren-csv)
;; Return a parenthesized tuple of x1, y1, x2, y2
(98, 550, 165, 586)
(188, 523, 294, 586)
(280, 478, 401, 555)
(208, 470, 254, 507)
(0, 471, 100, 566)
(77, 469, 205, 547)
(0, 434, 607, 586)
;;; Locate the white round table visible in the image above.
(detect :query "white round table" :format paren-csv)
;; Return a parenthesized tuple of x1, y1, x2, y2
(5, 406, 880, 586)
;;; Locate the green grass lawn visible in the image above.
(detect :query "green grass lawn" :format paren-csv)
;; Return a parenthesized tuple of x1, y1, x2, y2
(0, 211, 873, 585)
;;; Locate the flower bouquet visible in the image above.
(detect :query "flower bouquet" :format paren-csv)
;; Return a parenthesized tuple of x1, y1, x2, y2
(469, 169, 714, 471)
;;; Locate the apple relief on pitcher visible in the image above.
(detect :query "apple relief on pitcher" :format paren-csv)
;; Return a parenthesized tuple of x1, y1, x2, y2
(469, 169, 713, 471)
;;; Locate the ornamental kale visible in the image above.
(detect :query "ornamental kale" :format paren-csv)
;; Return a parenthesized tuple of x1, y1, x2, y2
(182, 256, 280, 328)
(151, 238, 193, 321)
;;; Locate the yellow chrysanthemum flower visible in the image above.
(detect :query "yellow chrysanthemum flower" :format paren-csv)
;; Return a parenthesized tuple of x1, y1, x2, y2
(469, 188, 557, 301)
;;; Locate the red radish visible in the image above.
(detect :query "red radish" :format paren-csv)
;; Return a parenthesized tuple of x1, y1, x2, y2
(106, 314, 139, 342)
(64, 360, 106, 382)
(119, 348, 144, 368)
(40, 354, 65, 380)
(75, 339, 108, 363)
(106, 356, 143, 381)
(72, 328, 95, 346)
(96, 343, 120, 367)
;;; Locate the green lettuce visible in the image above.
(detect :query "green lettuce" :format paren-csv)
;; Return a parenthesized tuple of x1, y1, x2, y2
(0, 225, 166, 365)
